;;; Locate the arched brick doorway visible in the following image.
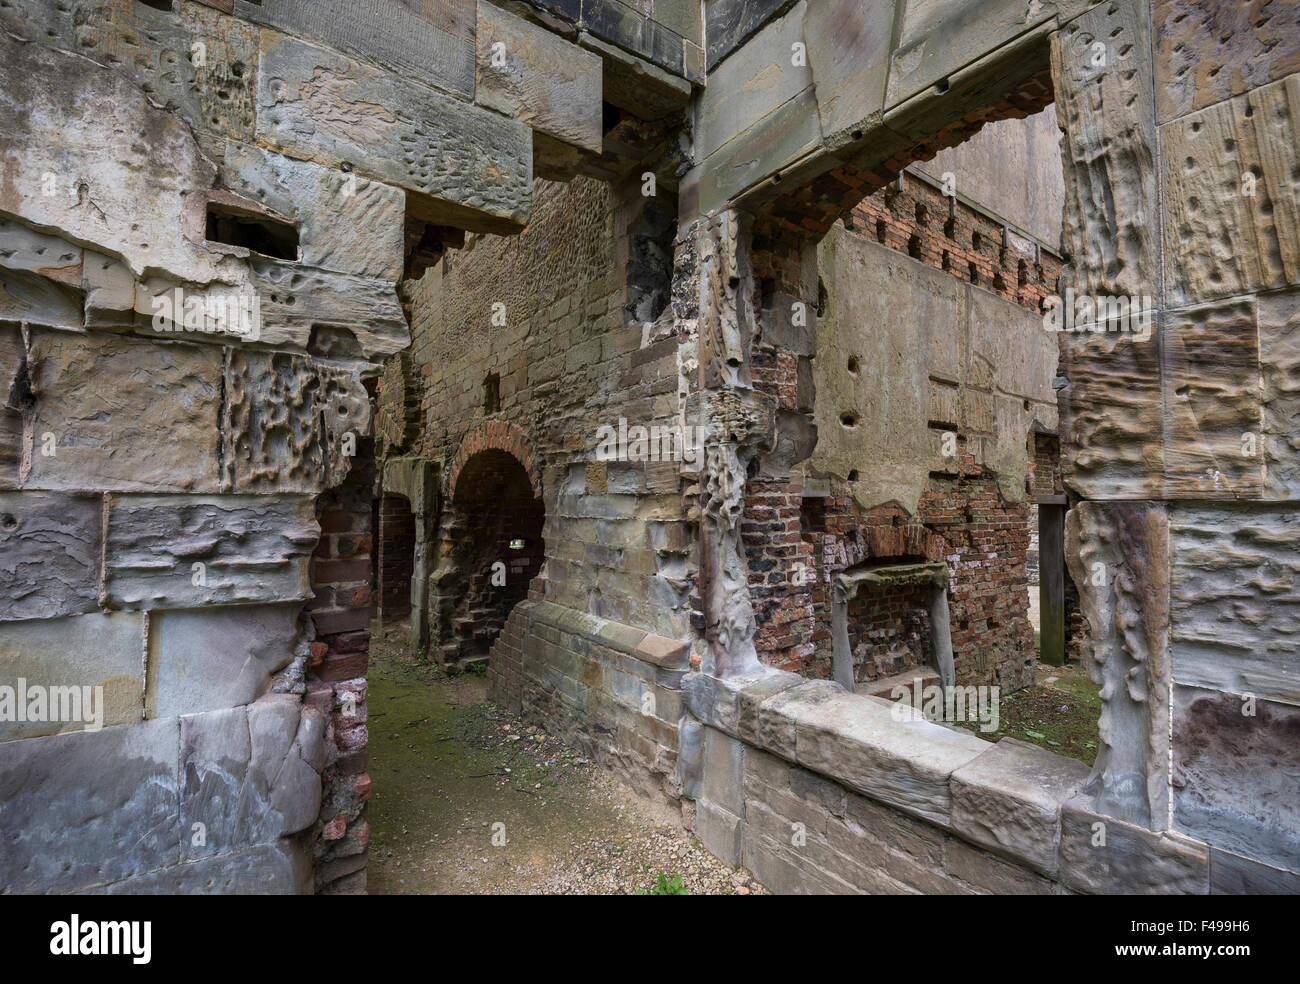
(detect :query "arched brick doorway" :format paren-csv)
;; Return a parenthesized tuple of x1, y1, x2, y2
(430, 428, 544, 668)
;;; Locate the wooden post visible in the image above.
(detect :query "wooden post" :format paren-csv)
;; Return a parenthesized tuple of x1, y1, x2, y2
(1038, 496, 1067, 665)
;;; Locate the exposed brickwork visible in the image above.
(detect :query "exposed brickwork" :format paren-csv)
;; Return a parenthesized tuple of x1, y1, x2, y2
(306, 441, 375, 895)
(445, 419, 542, 501)
(847, 171, 1065, 315)
(400, 176, 692, 644)
(435, 448, 545, 664)
(743, 141, 1063, 690)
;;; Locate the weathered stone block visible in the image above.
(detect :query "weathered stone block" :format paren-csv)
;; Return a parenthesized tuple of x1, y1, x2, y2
(696, 1, 812, 163)
(697, 799, 743, 867)
(1162, 300, 1264, 497)
(887, 0, 1062, 108)
(1173, 685, 1300, 872)
(135, 259, 409, 359)
(1052, 0, 1158, 302)
(0, 220, 81, 286)
(943, 835, 1057, 895)
(235, 0, 476, 100)
(25, 328, 223, 493)
(1209, 847, 1300, 895)
(1059, 329, 1164, 499)
(0, 28, 239, 283)
(695, 84, 822, 215)
(1057, 798, 1209, 894)
(0, 718, 179, 892)
(105, 494, 318, 610)
(0, 268, 82, 329)
(703, 0, 786, 72)
(475, 2, 602, 155)
(1153, 0, 1300, 124)
(91, 839, 312, 894)
(785, 685, 990, 828)
(0, 492, 101, 622)
(1170, 506, 1300, 704)
(804, 0, 894, 145)
(256, 32, 531, 234)
(1259, 290, 1300, 497)
(702, 725, 746, 816)
(1161, 73, 1300, 306)
(222, 349, 370, 493)
(146, 604, 300, 719)
(0, 612, 145, 741)
(0, 0, 260, 160)
(950, 738, 1090, 876)
(217, 141, 406, 282)
(180, 695, 325, 861)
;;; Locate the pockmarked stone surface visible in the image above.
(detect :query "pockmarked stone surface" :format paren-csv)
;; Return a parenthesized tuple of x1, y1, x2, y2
(1170, 506, 1300, 704)
(222, 350, 371, 494)
(1153, 0, 1300, 124)
(0, 30, 238, 284)
(1161, 74, 1300, 306)
(256, 31, 532, 234)
(1052, 0, 1158, 301)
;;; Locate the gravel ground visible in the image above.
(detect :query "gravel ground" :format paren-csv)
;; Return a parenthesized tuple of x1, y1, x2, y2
(366, 626, 766, 895)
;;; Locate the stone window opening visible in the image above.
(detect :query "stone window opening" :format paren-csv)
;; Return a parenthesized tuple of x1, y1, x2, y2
(205, 201, 299, 261)
(483, 372, 500, 414)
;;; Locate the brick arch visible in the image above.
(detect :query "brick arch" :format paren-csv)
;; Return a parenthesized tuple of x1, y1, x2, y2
(446, 421, 541, 501)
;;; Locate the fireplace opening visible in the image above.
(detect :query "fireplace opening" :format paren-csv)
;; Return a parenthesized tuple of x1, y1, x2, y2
(831, 558, 954, 697)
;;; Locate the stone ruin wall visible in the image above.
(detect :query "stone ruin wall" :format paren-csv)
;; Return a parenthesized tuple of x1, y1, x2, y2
(0, 0, 630, 893)
(2, 0, 1298, 896)
(390, 0, 1300, 894)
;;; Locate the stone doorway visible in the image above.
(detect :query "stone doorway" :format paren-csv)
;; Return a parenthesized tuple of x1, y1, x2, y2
(431, 448, 545, 669)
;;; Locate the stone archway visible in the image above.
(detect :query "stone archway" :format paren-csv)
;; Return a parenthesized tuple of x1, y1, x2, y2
(430, 426, 545, 668)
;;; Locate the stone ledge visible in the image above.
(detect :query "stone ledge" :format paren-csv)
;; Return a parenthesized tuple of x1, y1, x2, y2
(683, 669, 1212, 887)
(520, 599, 689, 671)
(950, 737, 1091, 877)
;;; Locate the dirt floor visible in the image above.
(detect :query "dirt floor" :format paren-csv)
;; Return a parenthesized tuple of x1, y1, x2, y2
(956, 660, 1102, 766)
(365, 625, 765, 895)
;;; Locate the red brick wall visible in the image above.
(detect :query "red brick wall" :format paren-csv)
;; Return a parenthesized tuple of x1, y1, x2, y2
(846, 172, 1064, 313)
(740, 144, 1067, 691)
(305, 432, 375, 894)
